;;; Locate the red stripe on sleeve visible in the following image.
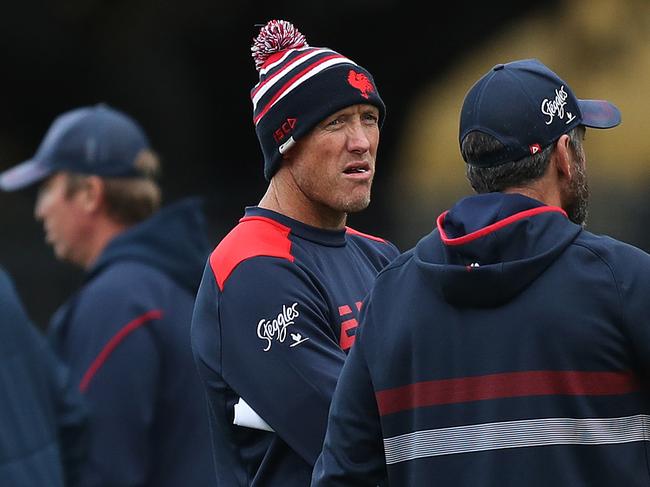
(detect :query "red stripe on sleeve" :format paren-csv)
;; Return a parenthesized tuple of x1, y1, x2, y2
(78, 309, 163, 393)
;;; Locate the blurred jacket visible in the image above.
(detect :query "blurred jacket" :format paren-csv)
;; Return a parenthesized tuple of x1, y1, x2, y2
(0, 267, 86, 486)
(48, 197, 215, 487)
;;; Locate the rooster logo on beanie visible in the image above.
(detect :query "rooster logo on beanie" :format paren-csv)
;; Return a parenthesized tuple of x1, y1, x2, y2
(250, 19, 385, 180)
(347, 70, 375, 99)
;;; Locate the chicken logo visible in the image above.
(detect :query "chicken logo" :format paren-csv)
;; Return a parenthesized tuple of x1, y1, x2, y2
(347, 70, 374, 99)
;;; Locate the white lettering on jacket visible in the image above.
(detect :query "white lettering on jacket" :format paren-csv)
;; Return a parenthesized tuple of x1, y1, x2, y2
(257, 303, 300, 352)
(541, 85, 576, 125)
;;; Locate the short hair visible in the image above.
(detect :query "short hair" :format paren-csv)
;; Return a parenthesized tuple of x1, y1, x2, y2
(65, 149, 162, 226)
(463, 128, 584, 193)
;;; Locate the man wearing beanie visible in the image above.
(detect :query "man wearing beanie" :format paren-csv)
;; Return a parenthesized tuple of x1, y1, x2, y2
(191, 20, 399, 486)
(312, 59, 650, 486)
(0, 104, 216, 487)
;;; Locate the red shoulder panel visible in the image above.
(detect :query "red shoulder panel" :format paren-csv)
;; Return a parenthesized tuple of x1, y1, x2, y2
(210, 216, 295, 290)
(345, 226, 387, 243)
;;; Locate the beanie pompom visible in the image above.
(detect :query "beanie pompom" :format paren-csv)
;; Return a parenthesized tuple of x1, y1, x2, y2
(251, 20, 309, 71)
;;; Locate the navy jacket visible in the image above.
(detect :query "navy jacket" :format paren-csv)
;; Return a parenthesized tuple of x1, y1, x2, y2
(48, 198, 215, 487)
(191, 207, 399, 486)
(313, 193, 650, 487)
(0, 267, 86, 487)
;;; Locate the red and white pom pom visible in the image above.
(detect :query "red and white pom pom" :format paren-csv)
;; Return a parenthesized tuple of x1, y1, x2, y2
(251, 20, 308, 71)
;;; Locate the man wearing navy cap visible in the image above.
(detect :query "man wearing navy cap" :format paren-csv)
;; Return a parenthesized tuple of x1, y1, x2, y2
(312, 59, 650, 486)
(0, 104, 216, 487)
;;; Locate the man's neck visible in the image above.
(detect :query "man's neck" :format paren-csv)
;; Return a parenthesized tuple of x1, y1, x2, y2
(503, 181, 562, 209)
(258, 178, 347, 230)
(80, 218, 129, 270)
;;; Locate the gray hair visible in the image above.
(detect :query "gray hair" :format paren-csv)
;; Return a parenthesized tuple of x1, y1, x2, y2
(463, 128, 584, 193)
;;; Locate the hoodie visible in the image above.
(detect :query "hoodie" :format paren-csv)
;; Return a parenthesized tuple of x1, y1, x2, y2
(312, 192, 650, 487)
(0, 268, 86, 487)
(48, 197, 216, 487)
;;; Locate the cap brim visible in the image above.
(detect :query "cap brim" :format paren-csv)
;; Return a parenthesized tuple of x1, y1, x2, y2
(0, 159, 53, 191)
(578, 99, 621, 129)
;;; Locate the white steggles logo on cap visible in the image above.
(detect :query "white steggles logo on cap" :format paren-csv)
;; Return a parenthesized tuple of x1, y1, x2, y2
(541, 85, 577, 126)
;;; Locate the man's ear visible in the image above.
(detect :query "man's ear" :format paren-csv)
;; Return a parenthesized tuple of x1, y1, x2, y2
(80, 176, 105, 213)
(280, 135, 303, 163)
(281, 146, 294, 162)
(553, 134, 573, 182)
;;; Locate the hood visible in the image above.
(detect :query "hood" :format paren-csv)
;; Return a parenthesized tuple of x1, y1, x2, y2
(89, 196, 211, 293)
(414, 193, 581, 308)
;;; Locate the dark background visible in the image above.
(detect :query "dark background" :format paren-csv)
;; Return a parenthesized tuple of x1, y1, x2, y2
(2, 0, 608, 328)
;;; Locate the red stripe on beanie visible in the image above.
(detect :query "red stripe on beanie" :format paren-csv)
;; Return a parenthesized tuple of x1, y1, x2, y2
(253, 54, 347, 125)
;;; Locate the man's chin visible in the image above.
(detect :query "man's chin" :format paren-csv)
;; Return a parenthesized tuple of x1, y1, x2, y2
(53, 245, 70, 262)
(341, 196, 371, 214)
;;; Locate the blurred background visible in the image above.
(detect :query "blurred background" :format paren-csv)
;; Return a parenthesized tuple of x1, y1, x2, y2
(1, 0, 648, 328)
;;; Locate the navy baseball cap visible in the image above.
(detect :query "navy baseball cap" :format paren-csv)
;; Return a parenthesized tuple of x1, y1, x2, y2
(0, 103, 151, 191)
(459, 58, 621, 167)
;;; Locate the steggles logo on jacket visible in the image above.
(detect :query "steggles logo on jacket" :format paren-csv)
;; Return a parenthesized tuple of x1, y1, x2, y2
(347, 70, 374, 99)
(257, 303, 300, 352)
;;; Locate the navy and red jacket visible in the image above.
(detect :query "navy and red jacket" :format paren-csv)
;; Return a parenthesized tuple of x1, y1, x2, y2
(191, 206, 399, 486)
(0, 267, 87, 487)
(312, 192, 650, 487)
(48, 197, 216, 487)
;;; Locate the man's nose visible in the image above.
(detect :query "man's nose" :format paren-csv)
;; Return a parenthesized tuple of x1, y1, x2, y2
(347, 123, 371, 153)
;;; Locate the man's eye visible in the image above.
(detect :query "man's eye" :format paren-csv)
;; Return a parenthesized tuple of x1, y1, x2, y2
(363, 113, 379, 123)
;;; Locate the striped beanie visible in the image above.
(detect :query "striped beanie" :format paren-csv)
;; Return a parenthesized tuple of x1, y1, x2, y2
(251, 20, 386, 180)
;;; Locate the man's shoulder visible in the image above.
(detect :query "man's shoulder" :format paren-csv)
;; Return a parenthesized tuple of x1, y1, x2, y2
(0, 267, 18, 305)
(209, 215, 296, 291)
(86, 260, 174, 295)
(0, 268, 42, 351)
(72, 261, 182, 321)
(0, 266, 11, 288)
(345, 226, 389, 244)
(345, 226, 400, 260)
(363, 247, 417, 299)
(573, 230, 650, 268)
